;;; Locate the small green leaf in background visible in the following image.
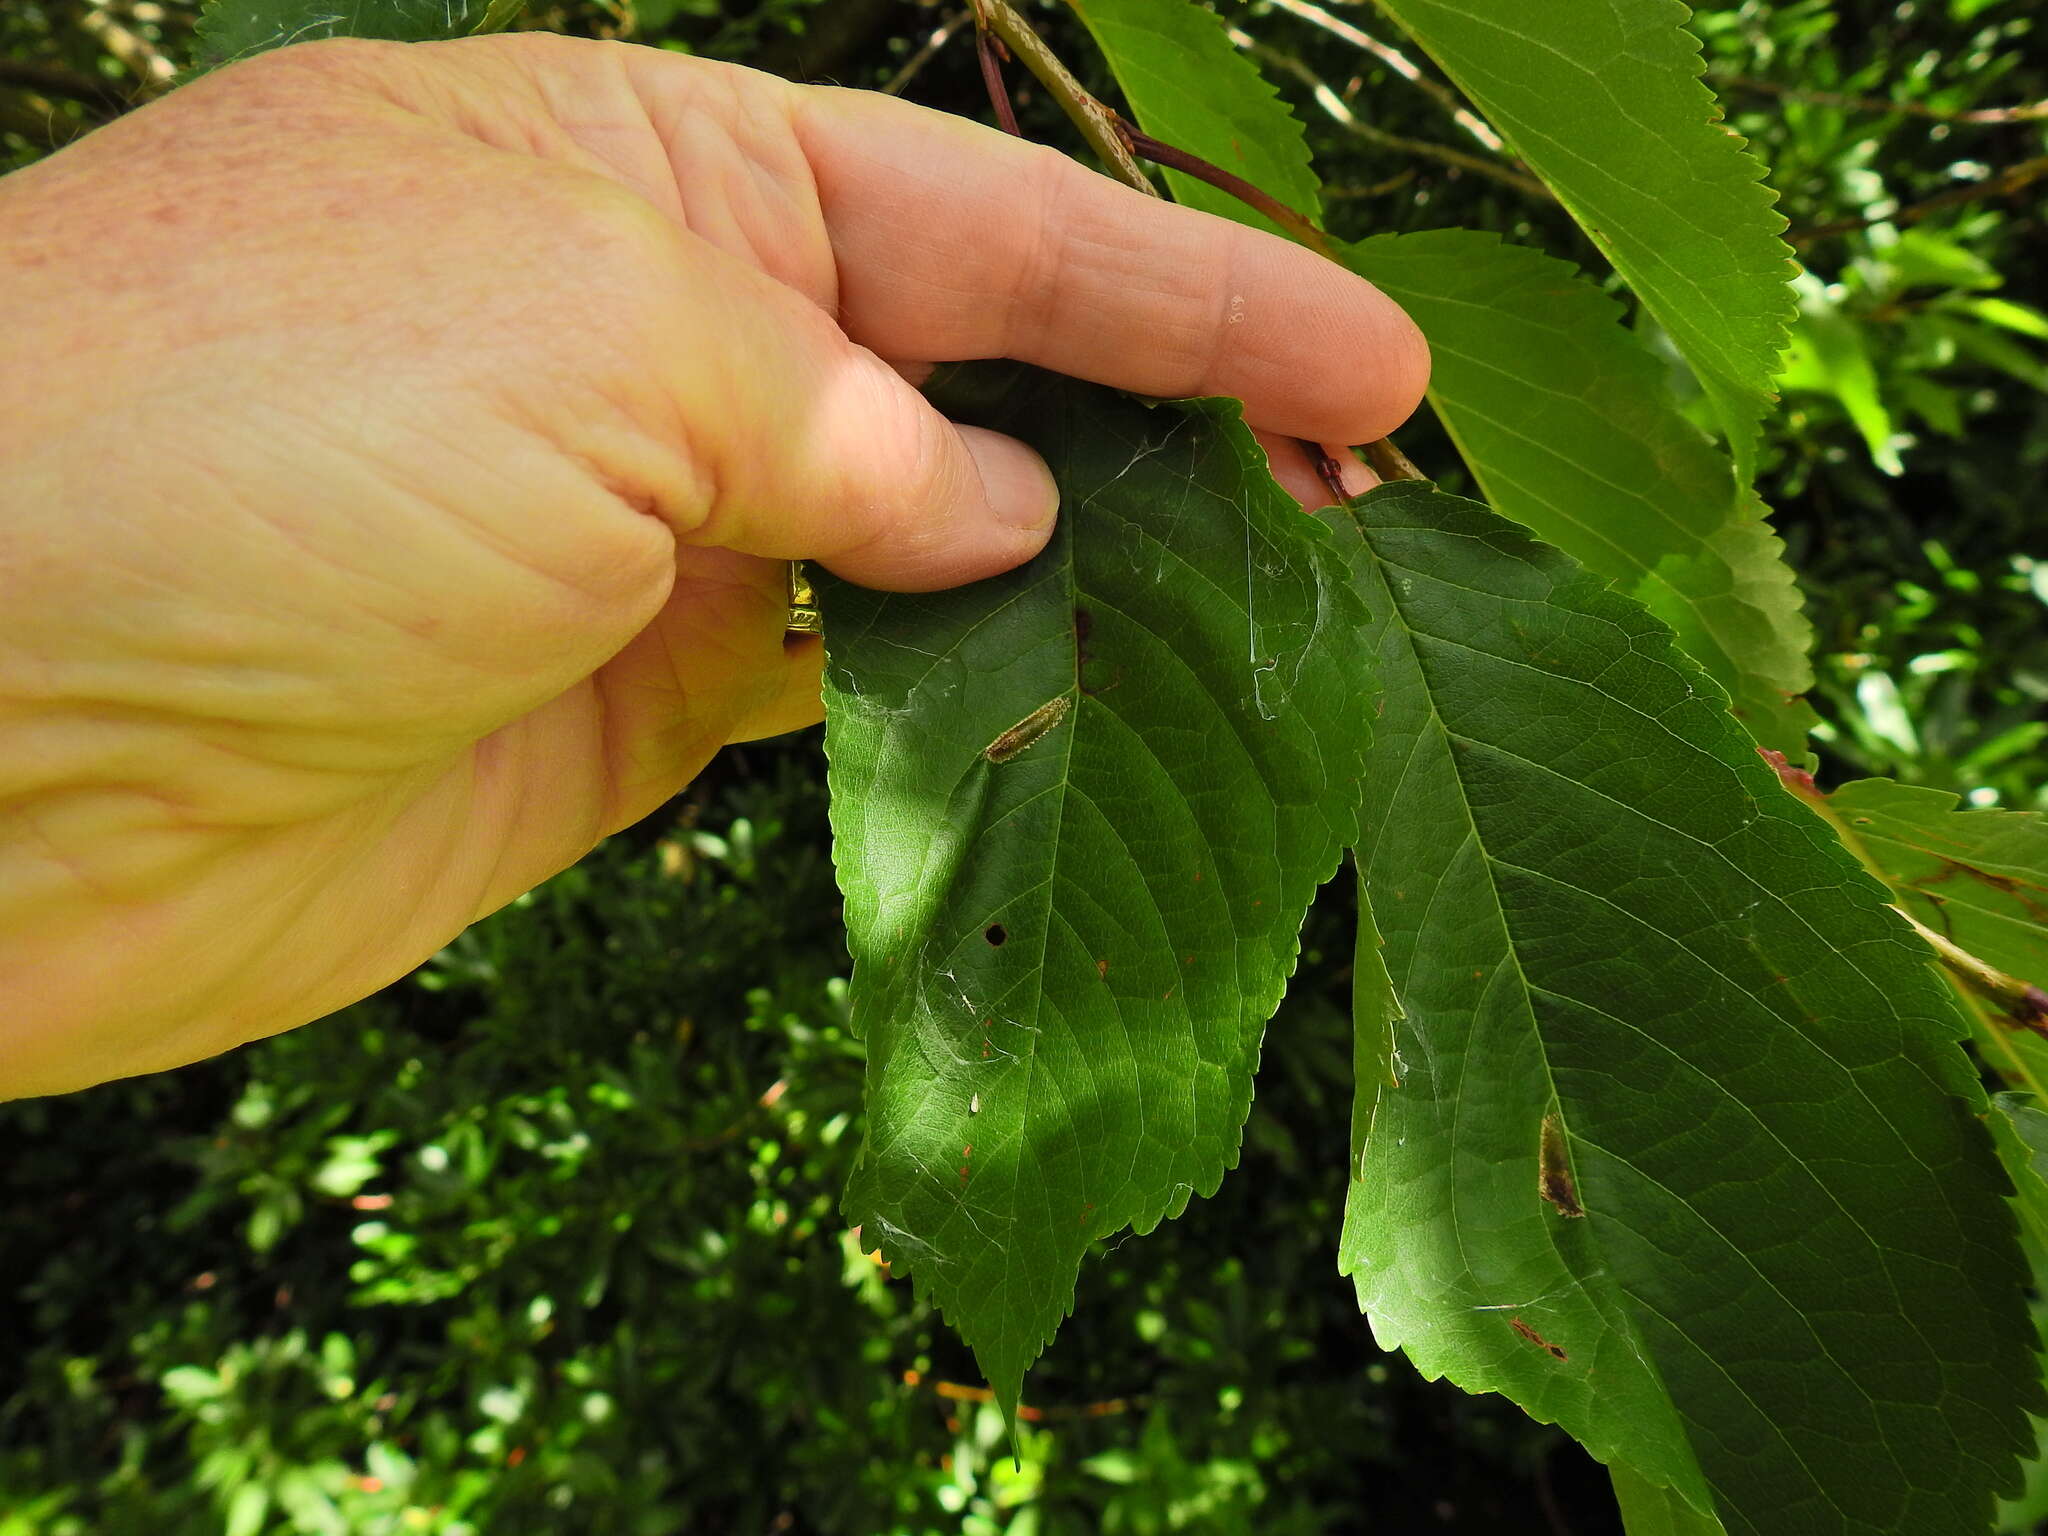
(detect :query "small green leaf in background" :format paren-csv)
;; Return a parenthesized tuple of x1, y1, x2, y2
(1342, 229, 1816, 760)
(1067, 0, 1323, 235)
(1361, 0, 1795, 480)
(822, 364, 1374, 1413)
(223, 1484, 270, 1536)
(1779, 270, 1904, 475)
(1326, 480, 2039, 1536)
(196, 0, 524, 70)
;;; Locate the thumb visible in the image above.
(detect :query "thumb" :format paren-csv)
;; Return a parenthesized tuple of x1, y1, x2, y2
(649, 243, 1058, 592)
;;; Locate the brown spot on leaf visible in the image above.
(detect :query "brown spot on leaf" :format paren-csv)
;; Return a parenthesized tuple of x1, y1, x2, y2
(1538, 1115, 1584, 1218)
(1918, 859, 2048, 925)
(1510, 1317, 1567, 1361)
(985, 924, 1007, 947)
(1097, 959, 1109, 980)
(1756, 747, 1820, 800)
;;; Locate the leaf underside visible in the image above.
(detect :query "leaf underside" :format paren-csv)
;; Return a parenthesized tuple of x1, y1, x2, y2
(1826, 778, 2048, 986)
(1361, 0, 1794, 479)
(1067, 0, 1323, 237)
(1327, 481, 2038, 1536)
(1341, 229, 1815, 760)
(821, 364, 1374, 1411)
(1821, 777, 2048, 1103)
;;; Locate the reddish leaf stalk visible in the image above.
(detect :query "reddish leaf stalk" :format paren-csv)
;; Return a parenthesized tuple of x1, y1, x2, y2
(1113, 118, 1337, 260)
(972, 17, 1022, 137)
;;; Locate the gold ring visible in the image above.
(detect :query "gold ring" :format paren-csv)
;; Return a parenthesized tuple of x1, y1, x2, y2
(785, 560, 822, 636)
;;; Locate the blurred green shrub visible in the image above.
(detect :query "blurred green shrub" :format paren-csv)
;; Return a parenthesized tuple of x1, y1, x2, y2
(0, 749, 1608, 1533)
(4, 1, 2046, 1531)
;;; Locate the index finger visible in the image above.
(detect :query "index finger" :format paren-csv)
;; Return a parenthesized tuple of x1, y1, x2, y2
(783, 83, 1429, 446)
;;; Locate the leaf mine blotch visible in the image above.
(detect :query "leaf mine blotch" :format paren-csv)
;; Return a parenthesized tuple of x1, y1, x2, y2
(984, 694, 1073, 763)
(1538, 1114, 1585, 1218)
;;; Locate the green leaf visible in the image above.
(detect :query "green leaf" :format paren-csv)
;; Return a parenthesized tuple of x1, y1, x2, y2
(1810, 777, 2048, 1103)
(1823, 779, 2048, 987)
(1068, 0, 1322, 236)
(1960, 297, 2048, 342)
(1342, 229, 1815, 759)
(1990, 1093, 2048, 1249)
(822, 364, 1373, 1410)
(224, 1484, 269, 1536)
(1362, 0, 1793, 478)
(1613, 1463, 1727, 1536)
(196, 0, 524, 68)
(1779, 272, 1902, 476)
(1327, 480, 2038, 1536)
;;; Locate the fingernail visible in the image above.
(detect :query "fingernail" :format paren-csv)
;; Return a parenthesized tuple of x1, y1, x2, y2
(961, 426, 1059, 533)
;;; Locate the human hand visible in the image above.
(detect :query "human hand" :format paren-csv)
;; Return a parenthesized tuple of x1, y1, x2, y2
(0, 34, 1427, 1095)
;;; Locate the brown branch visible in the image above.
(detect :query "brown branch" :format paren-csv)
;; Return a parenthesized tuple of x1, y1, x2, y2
(1790, 155, 2048, 245)
(975, 0, 1153, 193)
(0, 59, 131, 118)
(1717, 74, 2048, 126)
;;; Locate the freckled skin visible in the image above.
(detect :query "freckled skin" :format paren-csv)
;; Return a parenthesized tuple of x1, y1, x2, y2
(0, 34, 1425, 1097)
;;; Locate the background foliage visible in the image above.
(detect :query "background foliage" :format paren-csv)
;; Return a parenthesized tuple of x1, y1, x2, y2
(3, 0, 2045, 1531)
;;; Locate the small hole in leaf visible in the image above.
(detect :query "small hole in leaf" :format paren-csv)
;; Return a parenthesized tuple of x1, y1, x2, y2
(985, 924, 1008, 947)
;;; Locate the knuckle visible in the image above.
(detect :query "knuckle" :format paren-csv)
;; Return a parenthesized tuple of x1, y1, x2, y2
(1122, 222, 1228, 405)
(998, 144, 1082, 358)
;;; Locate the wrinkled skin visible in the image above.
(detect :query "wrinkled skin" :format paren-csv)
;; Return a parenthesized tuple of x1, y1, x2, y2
(0, 34, 1427, 1095)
